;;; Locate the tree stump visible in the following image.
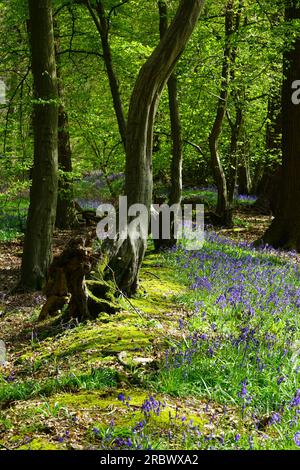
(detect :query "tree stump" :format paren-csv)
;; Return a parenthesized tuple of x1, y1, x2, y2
(39, 237, 120, 322)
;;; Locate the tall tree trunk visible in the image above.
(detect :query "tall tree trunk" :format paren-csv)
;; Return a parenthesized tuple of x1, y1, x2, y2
(208, 0, 243, 225)
(261, 2, 300, 250)
(227, 98, 244, 203)
(155, 0, 183, 250)
(208, 0, 235, 226)
(55, 102, 75, 229)
(237, 154, 251, 195)
(107, 0, 205, 295)
(86, 0, 127, 148)
(20, 0, 58, 291)
(254, 92, 282, 211)
(55, 25, 76, 229)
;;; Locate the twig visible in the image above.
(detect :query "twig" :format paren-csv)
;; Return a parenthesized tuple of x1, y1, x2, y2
(144, 270, 160, 280)
(57, 49, 103, 58)
(105, 265, 147, 320)
(107, 0, 129, 22)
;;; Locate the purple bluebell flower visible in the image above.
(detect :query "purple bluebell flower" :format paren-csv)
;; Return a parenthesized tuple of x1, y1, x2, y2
(118, 393, 126, 403)
(290, 389, 300, 408)
(294, 432, 300, 448)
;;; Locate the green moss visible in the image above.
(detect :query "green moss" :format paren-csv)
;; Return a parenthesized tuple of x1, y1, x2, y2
(18, 438, 61, 450)
(50, 390, 110, 408)
(128, 264, 184, 317)
(86, 279, 120, 316)
(18, 319, 154, 367)
(49, 390, 206, 431)
(17, 255, 182, 370)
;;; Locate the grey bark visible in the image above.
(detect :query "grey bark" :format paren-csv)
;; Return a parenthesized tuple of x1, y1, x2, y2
(55, 24, 76, 229)
(261, 2, 300, 250)
(155, 0, 183, 250)
(20, 0, 58, 291)
(86, 0, 127, 148)
(107, 0, 205, 295)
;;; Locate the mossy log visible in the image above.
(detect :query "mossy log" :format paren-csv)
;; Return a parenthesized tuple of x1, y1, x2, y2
(39, 237, 120, 322)
(74, 202, 100, 226)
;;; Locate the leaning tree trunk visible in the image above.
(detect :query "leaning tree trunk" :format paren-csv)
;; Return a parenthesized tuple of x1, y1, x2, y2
(108, 0, 205, 295)
(20, 0, 58, 291)
(86, 0, 127, 148)
(261, 2, 300, 250)
(154, 0, 183, 251)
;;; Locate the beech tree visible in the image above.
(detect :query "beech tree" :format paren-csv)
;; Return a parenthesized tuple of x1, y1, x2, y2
(20, 0, 58, 290)
(55, 24, 76, 229)
(85, 0, 127, 148)
(154, 0, 183, 250)
(107, 0, 205, 295)
(208, 0, 243, 227)
(261, 0, 300, 250)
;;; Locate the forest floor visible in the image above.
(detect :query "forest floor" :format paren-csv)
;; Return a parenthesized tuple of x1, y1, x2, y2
(1, 202, 300, 450)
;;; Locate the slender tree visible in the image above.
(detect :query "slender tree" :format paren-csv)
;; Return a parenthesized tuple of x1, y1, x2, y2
(107, 0, 205, 295)
(261, 1, 300, 250)
(254, 92, 282, 213)
(55, 23, 76, 229)
(20, 0, 58, 290)
(85, 0, 127, 148)
(227, 93, 244, 202)
(155, 0, 183, 250)
(208, 0, 243, 226)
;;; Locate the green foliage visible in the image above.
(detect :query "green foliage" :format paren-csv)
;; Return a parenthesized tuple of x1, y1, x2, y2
(0, 368, 117, 403)
(0, 0, 292, 205)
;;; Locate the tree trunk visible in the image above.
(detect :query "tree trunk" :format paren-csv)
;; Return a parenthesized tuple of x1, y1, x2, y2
(238, 155, 252, 195)
(55, 103, 76, 228)
(254, 92, 282, 211)
(227, 99, 244, 203)
(86, 0, 127, 148)
(107, 0, 205, 295)
(261, 2, 300, 250)
(20, 0, 58, 291)
(208, 0, 244, 225)
(55, 26, 76, 229)
(208, 0, 236, 227)
(154, 0, 183, 251)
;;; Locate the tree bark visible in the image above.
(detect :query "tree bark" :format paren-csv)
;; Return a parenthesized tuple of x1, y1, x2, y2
(38, 237, 119, 322)
(20, 0, 58, 291)
(261, 2, 300, 250)
(154, 0, 183, 250)
(55, 26, 76, 230)
(107, 0, 205, 295)
(86, 0, 127, 148)
(254, 92, 282, 211)
(227, 99, 244, 203)
(208, 0, 243, 225)
(208, 0, 235, 226)
(237, 155, 251, 195)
